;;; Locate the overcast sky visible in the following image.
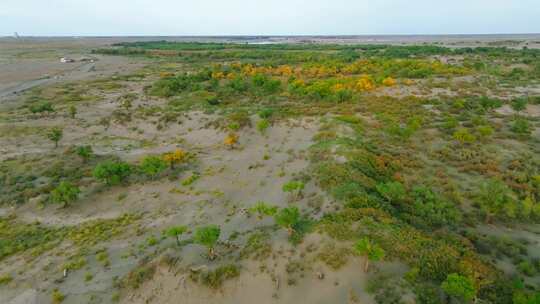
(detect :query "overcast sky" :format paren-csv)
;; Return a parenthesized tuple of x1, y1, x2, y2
(1, 0, 539, 36)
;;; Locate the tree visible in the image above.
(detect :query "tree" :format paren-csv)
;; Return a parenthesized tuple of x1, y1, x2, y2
(249, 201, 278, 219)
(224, 133, 238, 149)
(47, 128, 63, 148)
(93, 160, 132, 185)
(162, 149, 187, 169)
(441, 273, 476, 302)
(194, 225, 220, 259)
(282, 181, 305, 201)
(354, 237, 385, 272)
(50, 181, 80, 207)
(274, 206, 300, 236)
(165, 226, 187, 246)
(139, 156, 167, 179)
(76, 145, 93, 163)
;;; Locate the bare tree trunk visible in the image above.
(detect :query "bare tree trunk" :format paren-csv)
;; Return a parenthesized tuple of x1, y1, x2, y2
(364, 258, 369, 272)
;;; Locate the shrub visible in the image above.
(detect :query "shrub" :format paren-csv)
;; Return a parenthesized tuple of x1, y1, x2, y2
(163, 149, 187, 169)
(408, 186, 461, 229)
(476, 178, 517, 221)
(194, 225, 220, 259)
(258, 108, 274, 119)
(376, 181, 406, 204)
(382, 77, 397, 86)
(274, 207, 300, 236)
(282, 181, 305, 200)
(139, 156, 167, 178)
(453, 128, 476, 144)
(29, 101, 54, 114)
(224, 133, 239, 149)
(0, 274, 13, 285)
(51, 289, 65, 304)
(441, 273, 476, 302)
(93, 160, 132, 185)
(249, 201, 278, 219)
(477, 125, 494, 138)
(50, 181, 80, 207)
(256, 119, 270, 134)
(511, 98, 528, 112)
(511, 118, 531, 135)
(75, 145, 93, 163)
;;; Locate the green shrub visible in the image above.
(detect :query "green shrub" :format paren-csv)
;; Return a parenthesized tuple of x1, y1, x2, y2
(511, 98, 528, 112)
(50, 181, 80, 207)
(407, 186, 461, 229)
(93, 160, 132, 185)
(441, 273, 476, 302)
(274, 207, 300, 235)
(75, 145, 93, 162)
(511, 118, 531, 135)
(256, 119, 270, 134)
(139, 156, 167, 178)
(29, 101, 54, 114)
(249, 202, 278, 219)
(0, 274, 13, 285)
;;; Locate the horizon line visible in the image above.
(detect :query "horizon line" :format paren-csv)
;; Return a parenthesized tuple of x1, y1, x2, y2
(2, 33, 540, 38)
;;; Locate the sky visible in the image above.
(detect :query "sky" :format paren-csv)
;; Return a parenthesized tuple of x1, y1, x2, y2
(1, 0, 539, 36)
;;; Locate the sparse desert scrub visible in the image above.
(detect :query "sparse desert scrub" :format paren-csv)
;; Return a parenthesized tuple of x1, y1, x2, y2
(2, 40, 540, 304)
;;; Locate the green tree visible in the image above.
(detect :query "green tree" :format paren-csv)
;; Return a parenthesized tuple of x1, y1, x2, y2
(50, 181, 80, 207)
(354, 237, 385, 272)
(139, 156, 167, 179)
(441, 273, 476, 302)
(76, 145, 93, 163)
(274, 206, 300, 236)
(93, 160, 132, 185)
(165, 226, 187, 246)
(47, 128, 63, 148)
(194, 225, 221, 259)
